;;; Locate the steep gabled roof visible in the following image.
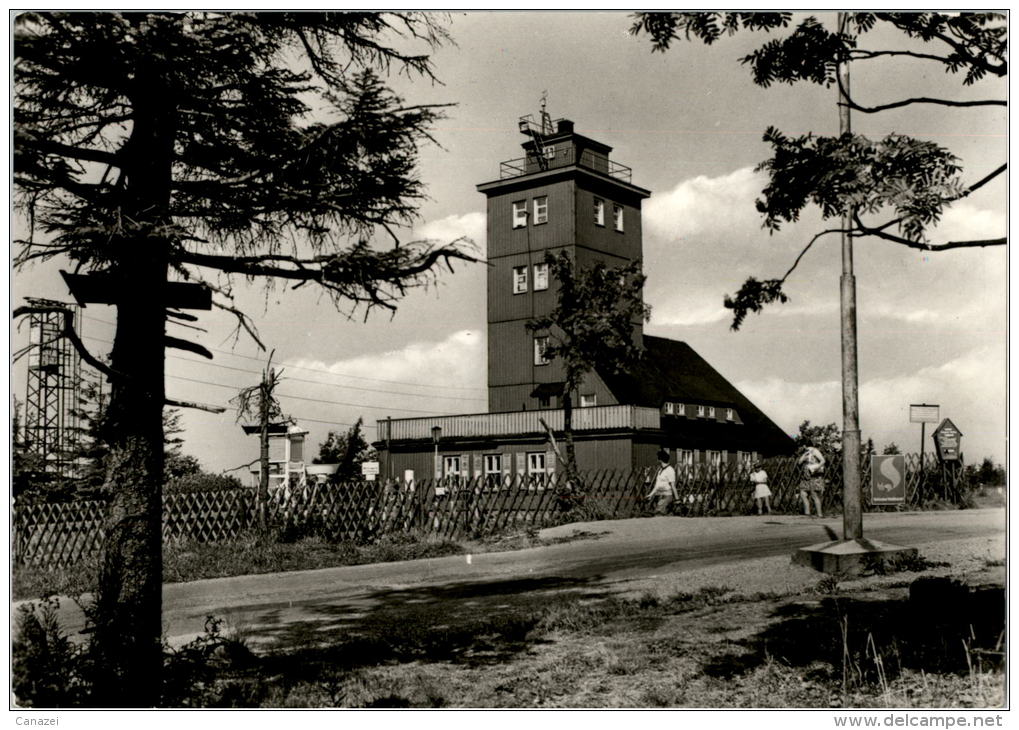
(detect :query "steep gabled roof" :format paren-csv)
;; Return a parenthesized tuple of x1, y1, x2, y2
(599, 335, 795, 455)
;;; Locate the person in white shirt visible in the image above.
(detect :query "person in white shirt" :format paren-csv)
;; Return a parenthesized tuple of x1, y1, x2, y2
(645, 449, 678, 515)
(796, 442, 826, 517)
(749, 460, 771, 515)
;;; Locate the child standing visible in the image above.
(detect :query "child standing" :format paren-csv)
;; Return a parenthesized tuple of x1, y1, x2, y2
(749, 460, 771, 515)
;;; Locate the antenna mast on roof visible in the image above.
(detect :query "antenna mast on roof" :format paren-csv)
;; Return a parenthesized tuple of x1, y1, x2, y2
(539, 90, 552, 135)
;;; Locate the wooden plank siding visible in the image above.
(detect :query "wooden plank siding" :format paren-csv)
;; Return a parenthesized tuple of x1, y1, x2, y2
(378, 405, 661, 441)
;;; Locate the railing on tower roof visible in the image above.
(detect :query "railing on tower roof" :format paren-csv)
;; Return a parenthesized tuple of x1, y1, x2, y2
(499, 148, 632, 183)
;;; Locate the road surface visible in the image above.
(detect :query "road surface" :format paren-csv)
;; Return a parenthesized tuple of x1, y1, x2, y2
(21, 509, 1004, 651)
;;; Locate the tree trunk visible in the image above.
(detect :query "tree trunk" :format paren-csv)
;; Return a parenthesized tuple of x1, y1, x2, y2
(92, 72, 175, 707)
(561, 388, 579, 490)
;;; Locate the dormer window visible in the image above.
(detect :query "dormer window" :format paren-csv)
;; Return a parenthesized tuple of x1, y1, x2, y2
(664, 402, 674, 415)
(726, 408, 735, 421)
(676, 403, 686, 416)
(696, 405, 706, 418)
(707, 407, 716, 419)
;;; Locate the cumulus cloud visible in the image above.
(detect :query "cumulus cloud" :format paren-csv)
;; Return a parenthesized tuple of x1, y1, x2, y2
(736, 346, 1006, 461)
(644, 166, 766, 242)
(412, 212, 487, 254)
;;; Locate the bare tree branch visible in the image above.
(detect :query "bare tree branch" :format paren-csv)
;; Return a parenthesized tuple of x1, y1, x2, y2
(164, 398, 225, 414)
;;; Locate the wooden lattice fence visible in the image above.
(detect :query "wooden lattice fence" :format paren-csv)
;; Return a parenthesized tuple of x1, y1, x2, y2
(13, 454, 966, 568)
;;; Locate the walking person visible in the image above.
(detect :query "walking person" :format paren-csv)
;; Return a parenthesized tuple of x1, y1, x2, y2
(796, 441, 826, 517)
(749, 460, 771, 515)
(645, 449, 678, 515)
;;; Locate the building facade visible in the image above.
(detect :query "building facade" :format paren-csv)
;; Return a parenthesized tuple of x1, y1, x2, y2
(375, 114, 793, 482)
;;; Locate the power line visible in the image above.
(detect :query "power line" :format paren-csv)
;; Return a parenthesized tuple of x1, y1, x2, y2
(79, 331, 486, 403)
(83, 314, 489, 393)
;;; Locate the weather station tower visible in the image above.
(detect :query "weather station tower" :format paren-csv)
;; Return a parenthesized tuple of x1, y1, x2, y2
(22, 298, 85, 478)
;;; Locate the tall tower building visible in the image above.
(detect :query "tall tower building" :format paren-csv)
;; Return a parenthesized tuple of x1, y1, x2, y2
(477, 113, 650, 413)
(376, 113, 793, 481)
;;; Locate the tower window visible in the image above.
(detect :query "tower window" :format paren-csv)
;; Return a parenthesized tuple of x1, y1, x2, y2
(534, 336, 550, 366)
(512, 200, 527, 229)
(594, 197, 605, 226)
(512, 265, 528, 294)
(613, 204, 624, 232)
(533, 262, 549, 291)
(533, 196, 548, 225)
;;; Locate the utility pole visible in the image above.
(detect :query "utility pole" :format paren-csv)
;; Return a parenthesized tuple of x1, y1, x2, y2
(838, 11, 863, 541)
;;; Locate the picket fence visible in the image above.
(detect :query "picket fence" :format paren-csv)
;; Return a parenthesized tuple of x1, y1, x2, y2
(13, 453, 965, 568)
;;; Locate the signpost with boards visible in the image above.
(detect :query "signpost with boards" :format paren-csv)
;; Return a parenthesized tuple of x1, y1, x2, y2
(909, 403, 939, 469)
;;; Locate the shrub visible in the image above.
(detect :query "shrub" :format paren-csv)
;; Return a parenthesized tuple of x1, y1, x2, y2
(12, 597, 91, 707)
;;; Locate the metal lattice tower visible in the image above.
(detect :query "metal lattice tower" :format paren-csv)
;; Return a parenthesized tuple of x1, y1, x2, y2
(23, 298, 84, 478)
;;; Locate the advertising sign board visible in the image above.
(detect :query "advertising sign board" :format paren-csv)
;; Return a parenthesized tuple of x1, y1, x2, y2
(870, 454, 906, 505)
(361, 461, 379, 481)
(909, 404, 940, 424)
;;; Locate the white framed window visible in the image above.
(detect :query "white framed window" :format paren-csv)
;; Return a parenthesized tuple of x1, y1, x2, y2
(534, 336, 550, 366)
(613, 204, 624, 232)
(738, 451, 752, 467)
(664, 402, 674, 415)
(533, 196, 548, 225)
(678, 450, 694, 468)
(708, 450, 722, 472)
(527, 452, 546, 475)
(676, 403, 686, 416)
(594, 197, 605, 226)
(512, 200, 527, 228)
(533, 262, 549, 291)
(726, 408, 735, 421)
(512, 265, 528, 294)
(580, 393, 597, 408)
(484, 454, 502, 475)
(443, 455, 462, 477)
(707, 406, 716, 419)
(696, 405, 706, 417)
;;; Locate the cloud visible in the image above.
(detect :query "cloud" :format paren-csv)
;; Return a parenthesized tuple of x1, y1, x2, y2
(736, 346, 1006, 461)
(289, 329, 488, 417)
(644, 166, 766, 242)
(931, 202, 1005, 243)
(412, 212, 486, 254)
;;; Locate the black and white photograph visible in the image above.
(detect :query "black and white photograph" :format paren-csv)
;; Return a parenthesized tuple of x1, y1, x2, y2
(10, 10, 1007, 717)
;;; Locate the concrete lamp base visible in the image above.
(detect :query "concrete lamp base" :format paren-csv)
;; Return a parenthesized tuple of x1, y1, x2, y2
(792, 538, 918, 577)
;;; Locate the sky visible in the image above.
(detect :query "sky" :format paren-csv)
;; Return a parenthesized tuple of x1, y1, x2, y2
(10, 11, 1009, 476)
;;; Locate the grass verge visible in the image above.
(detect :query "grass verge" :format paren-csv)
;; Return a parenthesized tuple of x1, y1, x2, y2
(12, 527, 609, 601)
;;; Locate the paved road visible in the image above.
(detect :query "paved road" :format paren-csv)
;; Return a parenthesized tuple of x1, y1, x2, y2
(25, 509, 1004, 650)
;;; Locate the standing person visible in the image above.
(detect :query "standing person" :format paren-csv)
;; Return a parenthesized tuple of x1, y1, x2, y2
(749, 460, 771, 515)
(645, 449, 678, 515)
(796, 441, 826, 517)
